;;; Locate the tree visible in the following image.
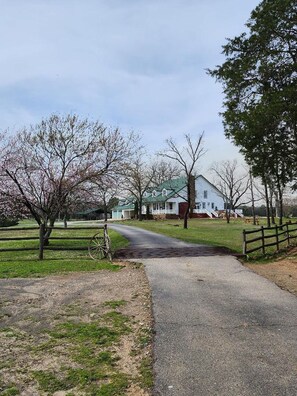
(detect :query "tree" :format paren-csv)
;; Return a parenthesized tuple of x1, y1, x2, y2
(150, 159, 182, 186)
(283, 195, 297, 218)
(208, 0, 297, 225)
(89, 176, 119, 222)
(0, 193, 27, 226)
(160, 133, 205, 229)
(123, 153, 155, 221)
(211, 160, 250, 223)
(0, 114, 133, 242)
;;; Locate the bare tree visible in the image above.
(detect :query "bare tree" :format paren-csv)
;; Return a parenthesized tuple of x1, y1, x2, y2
(211, 160, 250, 223)
(160, 133, 205, 229)
(0, 114, 133, 242)
(150, 159, 182, 186)
(123, 153, 155, 221)
(89, 175, 119, 222)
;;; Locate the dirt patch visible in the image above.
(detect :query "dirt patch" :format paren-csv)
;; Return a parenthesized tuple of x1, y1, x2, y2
(246, 248, 297, 297)
(0, 262, 152, 395)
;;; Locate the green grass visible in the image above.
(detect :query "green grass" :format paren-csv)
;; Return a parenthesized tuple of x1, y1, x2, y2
(120, 217, 297, 256)
(32, 306, 133, 395)
(0, 260, 121, 278)
(0, 221, 129, 278)
(139, 357, 153, 389)
(0, 385, 19, 396)
(103, 300, 127, 309)
(120, 218, 260, 253)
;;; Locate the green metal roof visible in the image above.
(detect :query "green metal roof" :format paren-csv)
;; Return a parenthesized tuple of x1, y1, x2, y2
(157, 177, 187, 191)
(112, 177, 187, 210)
(142, 177, 186, 203)
(112, 204, 134, 211)
(75, 208, 104, 215)
(143, 190, 176, 203)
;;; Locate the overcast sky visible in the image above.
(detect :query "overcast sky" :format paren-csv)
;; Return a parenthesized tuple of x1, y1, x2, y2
(0, 0, 260, 175)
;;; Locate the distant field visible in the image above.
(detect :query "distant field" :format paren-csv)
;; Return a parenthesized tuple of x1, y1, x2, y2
(118, 217, 286, 255)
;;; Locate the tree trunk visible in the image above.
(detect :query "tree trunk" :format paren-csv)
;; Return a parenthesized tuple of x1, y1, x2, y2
(250, 172, 256, 225)
(104, 206, 108, 222)
(183, 202, 190, 229)
(63, 214, 68, 228)
(138, 198, 143, 221)
(44, 218, 55, 246)
(279, 190, 283, 225)
(183, 182, 192, 228)
(226, 208, 230, 224)
(134, 201, 138, 220)
(263, 179, 271, 227)
(270, 190, 275, 225)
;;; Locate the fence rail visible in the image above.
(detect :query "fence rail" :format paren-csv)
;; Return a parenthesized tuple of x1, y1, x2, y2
(243, 221, 297, 256)
(0, 224, 109, 260)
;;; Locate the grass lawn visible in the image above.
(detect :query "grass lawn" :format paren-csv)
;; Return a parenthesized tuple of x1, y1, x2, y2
(0, 221, 129, 278)
(119, 217, 294, 257)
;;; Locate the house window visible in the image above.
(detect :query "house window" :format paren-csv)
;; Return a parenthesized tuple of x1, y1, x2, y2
(152, 190, 157, 197)
(153, 203, 157, 210)
(168, 202, 173, 210)
(211, 202, 214, 209)
(202, 202, 206, 209)
(159, 203, 165, 210)
(162, 188, 167, 196)
(203, 190, 208, 199)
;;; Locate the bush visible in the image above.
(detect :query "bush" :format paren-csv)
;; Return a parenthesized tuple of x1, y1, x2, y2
(0, 218, 19, 227)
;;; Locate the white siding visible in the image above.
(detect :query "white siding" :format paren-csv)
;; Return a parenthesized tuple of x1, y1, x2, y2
(195, 176, 224, 211)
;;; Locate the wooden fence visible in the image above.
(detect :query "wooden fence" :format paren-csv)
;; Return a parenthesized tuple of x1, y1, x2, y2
(243, 221, 297, 256)
(0, 224, 108, 260)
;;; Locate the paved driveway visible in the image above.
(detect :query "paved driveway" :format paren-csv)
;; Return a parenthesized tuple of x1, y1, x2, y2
(144, 256, 297, 396)
(110, 224, 231, 259)
(112, 224, 297, 395)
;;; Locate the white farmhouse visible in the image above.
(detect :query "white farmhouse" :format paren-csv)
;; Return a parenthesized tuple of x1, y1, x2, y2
(112, 175, 226, 220)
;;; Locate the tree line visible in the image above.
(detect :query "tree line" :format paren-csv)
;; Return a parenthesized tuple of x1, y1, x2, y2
(0, 111, 293, 236)
(0, 114, 207, 236)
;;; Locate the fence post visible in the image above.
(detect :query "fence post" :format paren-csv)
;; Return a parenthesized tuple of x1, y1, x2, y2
(286, 223, 290, 246)
(39, 224, 45, 260)
(242, 230, 247, 255)
(261, 226, 265, 255)
(275, 224, 279, 251)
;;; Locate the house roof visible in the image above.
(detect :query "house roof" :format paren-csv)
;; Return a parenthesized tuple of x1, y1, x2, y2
(143, 177, 186, 204)
(112, 203, 134, 211)
(157, 177, 187, 191)
(75, 208, 104, 215)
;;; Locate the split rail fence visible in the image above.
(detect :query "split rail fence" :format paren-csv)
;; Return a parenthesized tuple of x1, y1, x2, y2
(0, 224, 109, 260)
(243, 221, 297, 256)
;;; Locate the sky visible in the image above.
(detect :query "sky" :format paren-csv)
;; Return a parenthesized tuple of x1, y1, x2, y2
(0, 0, 260, 176)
